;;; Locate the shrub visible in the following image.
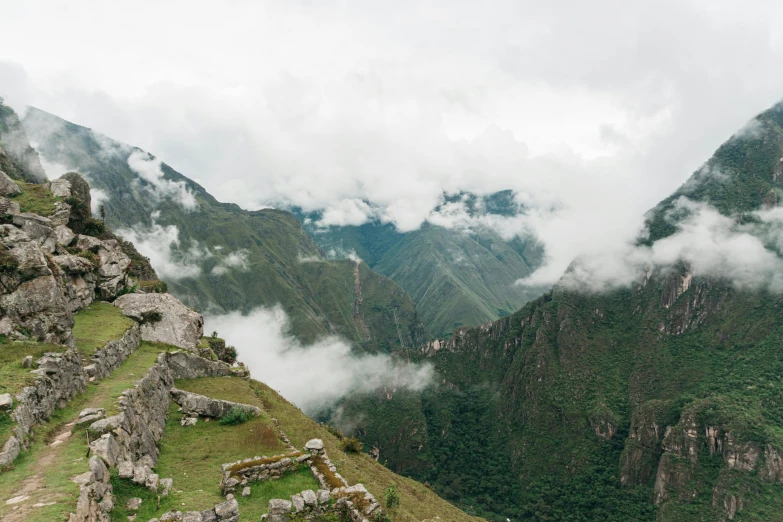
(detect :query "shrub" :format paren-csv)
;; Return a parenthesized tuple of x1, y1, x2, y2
(139, 279, 167, 293)
(224, 345, 238, 364)
(219, 407, 255, 426)
(73, 249, 100, 267)
(140, 310, 163, 323)
(340, 436, 363, 454)
(372, 512, 392, 522)
(325, 424, 345, 440)
(112, 284, 139, 300)
(211, 331, 219, 338)
(384, 482, 400, 510)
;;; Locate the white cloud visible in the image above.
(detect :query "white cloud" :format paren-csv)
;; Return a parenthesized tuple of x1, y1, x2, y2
(544, 198, 783, 293)
(127, 150, 197, 210)
(116, 214, 201, 281)
(204, 307, 434, 413)
(90, 187, 109, 216)
(211, 250, 249, 275)
(3, 1, 783, 284)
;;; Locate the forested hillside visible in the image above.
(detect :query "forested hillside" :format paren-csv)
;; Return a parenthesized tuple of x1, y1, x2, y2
(22, 107, 429, 353)
(335, 102, 783, 521)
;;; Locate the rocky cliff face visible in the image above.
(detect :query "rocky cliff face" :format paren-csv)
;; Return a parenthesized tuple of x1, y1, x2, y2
(0, 103, 47, 183)
(0, 173, 149, 345)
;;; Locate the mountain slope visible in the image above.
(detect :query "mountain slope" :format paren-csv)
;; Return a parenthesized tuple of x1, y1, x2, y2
(0, 101, 47, 183)
(297, 207, 545, 337)
(336, 102, 783, 521)
(22, 107, 429, 353)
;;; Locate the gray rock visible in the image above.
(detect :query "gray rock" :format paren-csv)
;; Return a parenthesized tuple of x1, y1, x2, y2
(317, 489, 330, 504)
(182, 512, 203, 522)
(21, 355, 32, 368)
(181, 416, 198, 427)
(146, 472, 160, 491)
(200, 509, 217, 522)
(126, 497, 142, 510)
(291, 494, 305, 512)
(0, 393, 13, 410)
(89, 433, 119, 467)
(13, 213, 56, 253)
(214, 498, 239, 518)
(302, 489, 317, 506)
(49, 178, 72, 198)
(118, 460, 134, 479)
(0, 170, 21, 196)
(78, 407, 105, 421)
(0, 436, 21, 467)
(160, 477, 173, 496)
(170, 388, 261, 419)
(89, 413, 124, 436)
(268, 498, 292, 514)
(0, 196, 20, 215)
(305, 438, 324, 451)
(53, 253, 94, 274)
(88, 455, 107, 483)
(114, 293, 204, 350)
(53, 225, 76, 247)
(241, 486, 250, 497)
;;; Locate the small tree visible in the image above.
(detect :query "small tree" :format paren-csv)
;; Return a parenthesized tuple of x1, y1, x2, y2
(99, 204, 106, 221)
(211, 330, 218, 338)
(384, 482, 400, 510)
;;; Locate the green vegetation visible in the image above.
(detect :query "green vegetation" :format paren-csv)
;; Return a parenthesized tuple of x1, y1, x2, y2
(384, 482, 400, 510)
(219, 406, 255, 426)
(11, 181, 60, 216)
(340, 436, 363, 453)
(296, 215, 545, 337)
(235, 465, 320, 516)
(0, 342, 168, 521)
(72, 301, 135, 356)
(253, 379, 483, 522)
(23, 107, 429, 353)
(156, 377, 287, 519)
(0, 337, 64, 396)
(109, 471, 175, 521)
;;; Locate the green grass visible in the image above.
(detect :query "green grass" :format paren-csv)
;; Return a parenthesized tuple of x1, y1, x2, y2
(0, 342, 169, 521)
(72, 302, 135, 357)
(236, 465, 320, 516)
(109, 470, 176, 521)
(11, 181, 61, 217)
(154, 377, 287, 519)
(252, 379, 483, 522)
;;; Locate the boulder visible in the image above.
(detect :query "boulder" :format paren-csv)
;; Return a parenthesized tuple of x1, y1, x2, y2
(114, 293, 204, 350)
(302, 489, 317, 506)
(61, 172, 91, 210)
(49, 178, 72, 198)
(316, 489, 330, 504)
(169, 388, 261, 419)
(305, 439, 324, 452)
(12, 213, 56, 253)
(0, 196, 20, 215)
(291, 493, 304, 512)
(0, 393, 13, 410)
(126, 497, 142, 510)
(54, 225, 76, 247)
(0, 170, 21, 197)
(214, 498, 238, 519)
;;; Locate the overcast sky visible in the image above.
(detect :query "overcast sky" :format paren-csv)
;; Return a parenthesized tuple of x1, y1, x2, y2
(3, 0, 783, 284)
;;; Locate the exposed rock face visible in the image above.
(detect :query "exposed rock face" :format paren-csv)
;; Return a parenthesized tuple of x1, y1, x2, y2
(114, 293, 204, 350)
(61, 172, 92, 210)
(0, 207, 134, 344)
(0, 170, 21, 196)
(0, 106, 47, 183)
(170, 388, 261, 419)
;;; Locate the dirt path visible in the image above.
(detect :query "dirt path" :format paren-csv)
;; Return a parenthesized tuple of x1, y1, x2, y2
(1, 421, 79, 521)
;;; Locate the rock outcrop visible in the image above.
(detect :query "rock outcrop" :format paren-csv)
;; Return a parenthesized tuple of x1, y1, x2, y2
(170, 388, 261, 419)
(114, 292, 203, 350)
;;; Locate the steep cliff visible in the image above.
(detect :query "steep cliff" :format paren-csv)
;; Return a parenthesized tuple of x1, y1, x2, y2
(337, 102, 783, 521)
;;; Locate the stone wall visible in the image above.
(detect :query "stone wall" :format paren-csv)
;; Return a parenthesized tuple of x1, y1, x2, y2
(87, 322, 142, 380)
(70, 351, 237, 522)
(220, 451, 309, 494)
(0, 348, 85, 466)
(0, 323, 142, 468)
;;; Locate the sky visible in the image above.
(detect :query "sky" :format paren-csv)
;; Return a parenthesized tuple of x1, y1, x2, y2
(3, 0, 783, 285)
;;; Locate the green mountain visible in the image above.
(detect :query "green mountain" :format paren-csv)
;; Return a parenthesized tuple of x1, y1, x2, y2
(295, 201, 545, 337)
(21, 107, 429, 353)
(334, 103, 783, 521)
(0, 100, 47, 183)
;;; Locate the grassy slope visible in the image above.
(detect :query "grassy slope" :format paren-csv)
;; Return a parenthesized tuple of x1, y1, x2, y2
(253, 379, 483, 522)
(22, 107, 428, 353)
(72, 302, 135, 357)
